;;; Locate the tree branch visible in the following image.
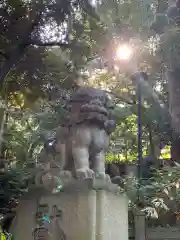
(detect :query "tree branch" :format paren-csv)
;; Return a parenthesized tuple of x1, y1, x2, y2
(0, 0, 44, 85)
(105, 90, 135, 105)
(28, 40, 71, 48)
(0, 51, 9, 59)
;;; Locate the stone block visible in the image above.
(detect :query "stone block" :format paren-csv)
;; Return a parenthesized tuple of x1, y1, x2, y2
(10, 180, 128, 240)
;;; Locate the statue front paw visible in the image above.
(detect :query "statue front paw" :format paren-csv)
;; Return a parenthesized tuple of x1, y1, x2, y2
(59, 170, 73, 184)
(76, 168, 95, 180)
(95, 172, 111, 183)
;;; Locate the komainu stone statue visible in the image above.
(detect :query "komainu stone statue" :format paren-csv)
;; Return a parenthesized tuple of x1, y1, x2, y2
(36, 86, 116, 187)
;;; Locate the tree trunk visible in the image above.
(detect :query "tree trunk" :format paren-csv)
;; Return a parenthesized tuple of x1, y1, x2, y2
(0, 43, 27, 85)
(0, 107, 8, 169)
(0, 2, 43, 85)
(166, 0, 180, 162)
(167, 68, 180, 161)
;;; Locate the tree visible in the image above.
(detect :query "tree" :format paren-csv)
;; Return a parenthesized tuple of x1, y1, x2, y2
(152, 0, 180, 162)
(165, 0, 180, 162)
(0, 0, 103, 86)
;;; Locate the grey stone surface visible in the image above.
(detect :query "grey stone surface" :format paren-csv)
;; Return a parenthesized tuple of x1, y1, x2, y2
(11, 180, 128, 240)
(27, 178, 122, 195)
(134, 209, 146, 240)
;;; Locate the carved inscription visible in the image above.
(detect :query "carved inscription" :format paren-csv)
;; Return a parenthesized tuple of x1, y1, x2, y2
(34, 204, 65, 240)
(35, 204, 49, 225)
(51, 205, 62, 219)
(34, 227, 48, 240)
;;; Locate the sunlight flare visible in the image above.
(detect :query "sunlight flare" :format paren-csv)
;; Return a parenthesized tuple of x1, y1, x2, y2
(116, 44, 133, 61)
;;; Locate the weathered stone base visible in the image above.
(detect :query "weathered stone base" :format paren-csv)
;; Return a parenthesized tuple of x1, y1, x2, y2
(10, 179, 128, 240)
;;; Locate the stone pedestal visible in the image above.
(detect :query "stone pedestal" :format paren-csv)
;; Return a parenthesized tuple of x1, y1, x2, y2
(10, 179, 128, 240)
(134, 209, 146, 240)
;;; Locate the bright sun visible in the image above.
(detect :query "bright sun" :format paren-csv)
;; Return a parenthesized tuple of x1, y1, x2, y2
(116, 44, 133, 61)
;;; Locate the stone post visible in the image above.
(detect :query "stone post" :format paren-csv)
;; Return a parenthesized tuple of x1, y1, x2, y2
(134, 209, 146, 240)
(11, 179, 129, 240)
